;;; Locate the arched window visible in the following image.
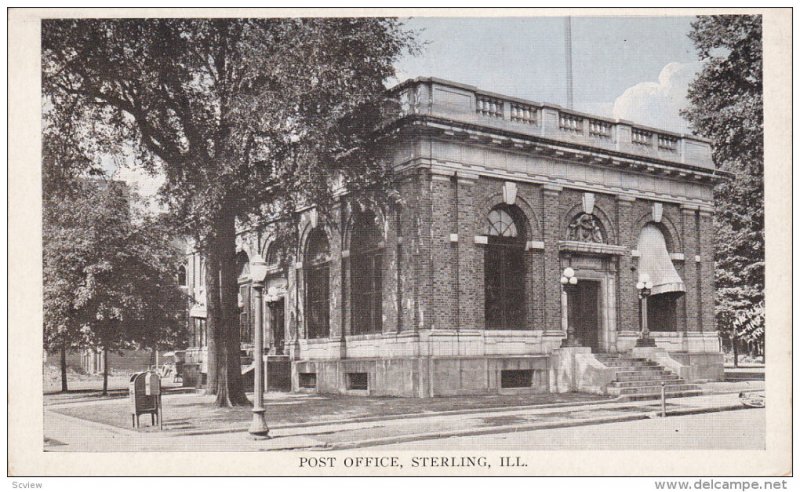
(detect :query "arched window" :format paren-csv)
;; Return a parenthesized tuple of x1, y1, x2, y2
(236, 252, 252, 344)
(351, 211, 383, 335)
(485, 205, 526, 329)
(305, 228, 330, 339)
(177, 265, 187, 286)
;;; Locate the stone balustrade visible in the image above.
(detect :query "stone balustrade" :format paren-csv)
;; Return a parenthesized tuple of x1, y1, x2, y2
(390, 77, 714, 170)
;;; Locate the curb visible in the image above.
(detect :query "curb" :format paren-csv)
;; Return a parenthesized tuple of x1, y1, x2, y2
(319, 403, 750, 451)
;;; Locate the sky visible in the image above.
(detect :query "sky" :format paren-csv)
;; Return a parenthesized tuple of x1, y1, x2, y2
(115, 15, 703, 205)
(395, 16, 701, 132)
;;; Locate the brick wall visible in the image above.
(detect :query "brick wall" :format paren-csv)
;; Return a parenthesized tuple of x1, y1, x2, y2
(456, 175, 481, 329)
(429, 173, 457, 330)
(681, 205, 700, 333)
(542, 185, 563, 332)
(698, 210, 716, 332)
(229, 150, 715, 355)
(616, 195, 637, 333)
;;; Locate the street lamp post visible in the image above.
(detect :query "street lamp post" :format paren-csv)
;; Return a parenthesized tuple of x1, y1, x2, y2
(635, 273, 656, 347)
(248, 254, 270, 439)
(560, 267, 581, 347)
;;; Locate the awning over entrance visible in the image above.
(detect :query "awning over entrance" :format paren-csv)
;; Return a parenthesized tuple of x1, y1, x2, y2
(636, 224, 685, 295)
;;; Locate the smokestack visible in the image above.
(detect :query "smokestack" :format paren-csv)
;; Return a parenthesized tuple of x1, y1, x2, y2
(564, 16, 574, 110)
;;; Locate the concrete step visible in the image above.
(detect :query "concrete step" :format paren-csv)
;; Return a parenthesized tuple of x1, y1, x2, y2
(595, 354, 701, 399)
(616, 384, 699, 395)
(608, 378, 686, 388)
(614, 370, 675, 380)
(595, 356, 661, 368)
(595, 355, 649, 361)
(608, 383, 702, 397)
(619, 389, 704, 401)
(601, 362, 661, 369)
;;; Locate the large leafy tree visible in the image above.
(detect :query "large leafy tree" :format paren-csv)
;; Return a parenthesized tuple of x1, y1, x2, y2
(43, 180, 187, 393)
(682, 15, 763, 358)
(42, 18, 417, 405)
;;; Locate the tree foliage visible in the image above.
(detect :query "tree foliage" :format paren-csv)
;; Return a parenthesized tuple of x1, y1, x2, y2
(42, 18, 417, 405)
(682, 15, 764, 348)
(43, 180, 188, 391)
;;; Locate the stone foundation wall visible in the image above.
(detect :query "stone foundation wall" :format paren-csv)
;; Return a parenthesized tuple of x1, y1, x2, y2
(292, 355, 550, 397)
(670, 352, 725, 382)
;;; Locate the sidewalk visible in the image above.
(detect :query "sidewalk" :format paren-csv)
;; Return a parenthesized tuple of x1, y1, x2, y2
(44, 380, 763, 452)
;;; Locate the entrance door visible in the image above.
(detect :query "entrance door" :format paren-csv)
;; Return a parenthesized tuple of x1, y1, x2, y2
(569, 280, 601, 351)
(268, 299, 285, 354)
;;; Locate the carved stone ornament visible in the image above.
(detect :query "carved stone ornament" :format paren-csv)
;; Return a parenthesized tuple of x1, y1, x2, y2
(582, 192, 595, 214)
(652, 202, 663, 223)
(502, 181, 518, 205)
(567, 213, 605, 243)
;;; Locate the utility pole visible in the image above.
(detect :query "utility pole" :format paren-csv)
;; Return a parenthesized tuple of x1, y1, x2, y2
(564, 16, 574, 110)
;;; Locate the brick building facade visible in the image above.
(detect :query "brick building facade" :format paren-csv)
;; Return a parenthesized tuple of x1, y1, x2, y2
(182, 78, 724, 397)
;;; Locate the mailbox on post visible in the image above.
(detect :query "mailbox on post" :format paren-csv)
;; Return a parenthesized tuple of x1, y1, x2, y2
(129, 371, 163, 429)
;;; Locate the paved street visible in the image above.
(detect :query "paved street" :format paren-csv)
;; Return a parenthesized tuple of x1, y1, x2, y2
(374, 408, 765, 450)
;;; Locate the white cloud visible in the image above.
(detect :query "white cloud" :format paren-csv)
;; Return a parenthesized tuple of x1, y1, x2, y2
(612, 62, 702, 134)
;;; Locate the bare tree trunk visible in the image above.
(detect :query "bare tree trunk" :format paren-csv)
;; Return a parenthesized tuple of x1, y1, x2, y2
(205, 243, 221, 395)
(732, 329, 739, 368)
(60, 342, 68, 393)
(215, 209, 249, 407)
(102, 346, 109, 395)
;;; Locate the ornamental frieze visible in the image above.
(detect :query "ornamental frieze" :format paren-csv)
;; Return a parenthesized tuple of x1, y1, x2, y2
(566, 213, 605, 243)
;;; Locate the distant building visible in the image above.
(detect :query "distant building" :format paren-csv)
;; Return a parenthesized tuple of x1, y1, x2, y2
(182, 77, 724, 397)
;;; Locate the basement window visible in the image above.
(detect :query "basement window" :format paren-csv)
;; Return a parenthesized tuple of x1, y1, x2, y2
(347, 372, 369, 391)
(501, 370, 533, 389)
(299, 373, 317, 389)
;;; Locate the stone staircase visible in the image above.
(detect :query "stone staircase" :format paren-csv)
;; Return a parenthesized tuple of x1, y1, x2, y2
(595, 353, 704, 401)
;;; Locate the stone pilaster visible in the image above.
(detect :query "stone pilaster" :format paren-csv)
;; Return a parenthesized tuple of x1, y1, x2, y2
(542, 184, 563, 333)
(681, 205, 700, 333)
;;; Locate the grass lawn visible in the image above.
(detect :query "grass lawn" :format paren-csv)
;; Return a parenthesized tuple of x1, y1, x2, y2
(49, 391, 609, 434)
